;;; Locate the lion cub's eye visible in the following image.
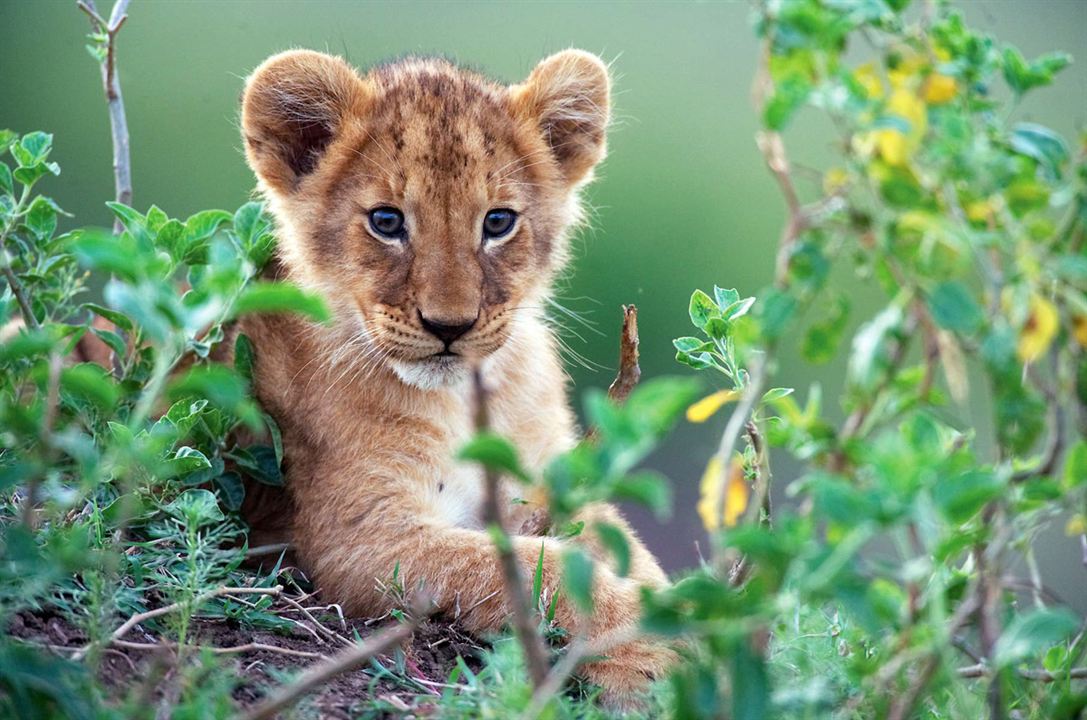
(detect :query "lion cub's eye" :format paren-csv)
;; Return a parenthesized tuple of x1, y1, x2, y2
(368, 207, 406, 240)
(482, 209, 517, 241)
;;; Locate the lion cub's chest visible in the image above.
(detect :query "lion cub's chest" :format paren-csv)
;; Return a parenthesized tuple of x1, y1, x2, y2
(422, 388, 526, 531)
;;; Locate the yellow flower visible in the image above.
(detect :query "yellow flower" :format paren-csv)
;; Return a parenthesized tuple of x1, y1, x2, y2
(853, 62, 884, 99)
(1073, 314, 1087, 349)
(875, 89, 928, 166)
(888, 52, 927, 90)
(823, 167, 850, 195)
(1017, 294, 1059, 363)
(686, 389, 739, 423)
(875, 129, 908, 166)
(697, 453, 749, 531)
(965, 200, 993, 224)
(922, 73, 958, 104)
(1066, 514, 1087, 536)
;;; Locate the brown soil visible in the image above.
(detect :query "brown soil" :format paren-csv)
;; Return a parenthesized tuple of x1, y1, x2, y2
(8, 604, 487, 718)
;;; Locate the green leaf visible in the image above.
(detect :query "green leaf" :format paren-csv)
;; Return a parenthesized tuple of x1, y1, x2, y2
(71, 229, 142, 280)
(81, 302, 134, 332)
(927, 281, 983, 333)
(229, 445, 283, 487)
(168, 365, 259, 429)
(713, 286, 740, 309)
(593, 521, 631, 577)
(231, 282, 331, 324)
(994, 609, 1079, 668)
(458, 432, 531, 483)
(0, 162, 12, 195)
(763, 74, 811, 131)
(722, 296, 756, 321)
(215, 471, 246, 512)
(0, 129, 15, 154)
(562, 547, 595, 613)
(13, 160, 60, 187)
(24, 195, 57, 241)
(672, 337, 704, 353)
(184, 209, 232, 243)
(612, 471, 671, 518)
(90, 328, 127, 360)
(12, 131, 52, 166)
(60, 363, 119, 410)
(1009, 123, 1070, 180)
(165, 488, 226, 528)
(802, 293, 850, 364)
(847, 304, 903, 392)
(105, 202, 151, 245)
(689, 289, 717, 330)
(1064, 441, 1087, 489)
(1002, 47, 1071, 95)
(759, 288, 797, 341)
(932, 469, 1004, 523)
(732, 637, 770, 720)
(234, 333, 255, 382)
(761, 387, 794, 404)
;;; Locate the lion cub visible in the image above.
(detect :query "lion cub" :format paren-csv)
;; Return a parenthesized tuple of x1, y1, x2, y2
(238, 48, 674, 701)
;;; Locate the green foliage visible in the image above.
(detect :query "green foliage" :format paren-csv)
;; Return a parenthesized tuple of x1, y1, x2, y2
(651, 1, 1087, 718)
(0, 131, 327, 715)
(2, 0, 1084, 717)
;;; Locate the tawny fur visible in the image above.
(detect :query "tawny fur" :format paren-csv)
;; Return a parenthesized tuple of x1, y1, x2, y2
(237, 48, 675, 702)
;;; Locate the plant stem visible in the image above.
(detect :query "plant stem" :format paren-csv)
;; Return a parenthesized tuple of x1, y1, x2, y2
(78, 0, 133, 232)
(471, 367, 551, 689)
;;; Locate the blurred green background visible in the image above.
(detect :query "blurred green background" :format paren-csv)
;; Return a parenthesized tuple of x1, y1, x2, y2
(1, 0, 1084, 580)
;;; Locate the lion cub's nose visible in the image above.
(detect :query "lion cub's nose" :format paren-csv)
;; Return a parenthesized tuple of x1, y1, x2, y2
(419, 312, 477, 346)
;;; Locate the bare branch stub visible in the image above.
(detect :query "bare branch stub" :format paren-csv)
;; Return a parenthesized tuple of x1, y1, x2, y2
(607, 304, 641, 405)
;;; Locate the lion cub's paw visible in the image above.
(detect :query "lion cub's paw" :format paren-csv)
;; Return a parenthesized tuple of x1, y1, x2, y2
(579, 636, 678, 712)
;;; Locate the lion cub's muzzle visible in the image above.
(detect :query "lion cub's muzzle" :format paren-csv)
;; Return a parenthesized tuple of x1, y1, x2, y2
(418, 310, 478, 352)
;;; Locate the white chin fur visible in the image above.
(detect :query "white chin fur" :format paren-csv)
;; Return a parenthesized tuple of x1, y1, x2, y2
(390, 356, 470, 390)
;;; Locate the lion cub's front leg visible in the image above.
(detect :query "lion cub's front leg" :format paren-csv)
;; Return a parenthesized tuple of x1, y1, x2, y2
(293, 478, 673, 703)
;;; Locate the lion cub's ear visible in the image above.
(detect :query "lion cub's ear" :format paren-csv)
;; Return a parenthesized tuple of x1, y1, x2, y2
(241, 50, 365, 194)
(511, 50, 611, 187)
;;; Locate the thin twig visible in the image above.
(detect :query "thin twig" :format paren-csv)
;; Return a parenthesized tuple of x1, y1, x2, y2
(710, 354, 766, 576)
(278, 594, 353, 647)
(239, 610, 428, 720)
(471, 367, 550, 689)
(112, 638, 326, 660)
(521, 625, 640, 720)
(957, 664, 1087, 682)
(885, 590, 981, 720)
(0, 266, 40, 330)
(73, 585, 282, 660)
(78, 0, 133, 232)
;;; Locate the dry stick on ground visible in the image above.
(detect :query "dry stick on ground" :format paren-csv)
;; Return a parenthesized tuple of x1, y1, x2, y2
(112, 638, 326, 660)
(471, 367, 551, 689)
(77, 0, 133, 233)
(239, 608, 430, 720)
(72, 585, 283, 660)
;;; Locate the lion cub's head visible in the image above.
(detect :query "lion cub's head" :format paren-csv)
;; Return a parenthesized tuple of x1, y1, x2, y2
(240, 49, 610, 388)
